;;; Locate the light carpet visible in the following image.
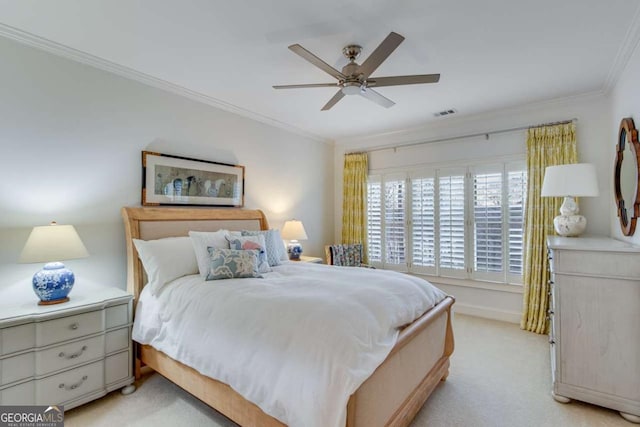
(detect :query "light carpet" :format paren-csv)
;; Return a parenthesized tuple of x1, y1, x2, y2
(65, 314, 630, 427)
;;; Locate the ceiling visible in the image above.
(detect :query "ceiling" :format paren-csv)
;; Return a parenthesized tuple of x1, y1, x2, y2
(0, 0, 639, 141)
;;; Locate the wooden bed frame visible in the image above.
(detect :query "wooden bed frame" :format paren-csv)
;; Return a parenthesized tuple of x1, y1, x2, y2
(122, 206, 455, 427)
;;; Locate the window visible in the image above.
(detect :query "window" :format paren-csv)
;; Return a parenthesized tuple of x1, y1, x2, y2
(366, 160, 526, 285)
(410, 174, 436, 273)
(439, 170, 466, 276)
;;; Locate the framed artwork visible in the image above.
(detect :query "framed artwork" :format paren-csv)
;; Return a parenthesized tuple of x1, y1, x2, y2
(142, 151, 244, 207)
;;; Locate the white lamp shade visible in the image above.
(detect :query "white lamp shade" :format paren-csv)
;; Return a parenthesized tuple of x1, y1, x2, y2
(20, 223, 89, 264)
(281, 220, 308, 241)
(541, 163, 600, 197)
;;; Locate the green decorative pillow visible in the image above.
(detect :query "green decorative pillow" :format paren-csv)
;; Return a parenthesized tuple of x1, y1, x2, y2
(206, 248, 261, 280)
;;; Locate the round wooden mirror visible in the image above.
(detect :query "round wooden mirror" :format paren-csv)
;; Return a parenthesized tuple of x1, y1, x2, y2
(614, 117, 640, 236)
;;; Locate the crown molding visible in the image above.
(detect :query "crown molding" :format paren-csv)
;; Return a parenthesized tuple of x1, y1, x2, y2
(0, 23, 328, 143)
(603, 3, 640, 92)
(335, 89, 606, 147)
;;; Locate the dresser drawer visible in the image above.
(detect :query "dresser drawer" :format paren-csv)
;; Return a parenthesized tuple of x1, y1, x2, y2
(106, 304, 129, 329)
(554, 250, 640, 278)
(36, 360, 104, 405)
(1, 351, 35, 386)
(1, 380, 34, 405)
(1, 323, 35, 356)
(36, 335, 104, 376)
(106, 327, 129, 354)
(37, 311, 103, 347)
(106, 351, 130, 385)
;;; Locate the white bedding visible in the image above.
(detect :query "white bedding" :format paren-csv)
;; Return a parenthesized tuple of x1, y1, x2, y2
(133, 261, 447, 427)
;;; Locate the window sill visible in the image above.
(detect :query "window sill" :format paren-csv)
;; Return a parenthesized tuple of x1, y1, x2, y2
(409, 273, 524, 294)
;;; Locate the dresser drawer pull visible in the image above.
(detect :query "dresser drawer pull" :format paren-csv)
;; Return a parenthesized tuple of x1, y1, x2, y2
(59, 345, 88, 360)
(549, 338, 555, 345)
(59, 375, 88, 391)
(69, 322, 79, 330)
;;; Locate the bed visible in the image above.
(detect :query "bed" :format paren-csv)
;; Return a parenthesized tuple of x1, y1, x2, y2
(122, 206, 455, 427)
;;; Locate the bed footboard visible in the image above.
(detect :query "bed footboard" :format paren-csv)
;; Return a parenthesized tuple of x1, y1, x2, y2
(346, 296, 455, 427)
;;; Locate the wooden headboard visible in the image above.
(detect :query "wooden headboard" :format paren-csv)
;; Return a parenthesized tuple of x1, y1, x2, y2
(121, 207, 269, 302)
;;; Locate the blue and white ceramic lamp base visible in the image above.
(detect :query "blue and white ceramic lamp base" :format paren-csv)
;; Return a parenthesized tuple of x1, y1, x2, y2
(32, 261, 75, 305)
(288, 243, 303, 261)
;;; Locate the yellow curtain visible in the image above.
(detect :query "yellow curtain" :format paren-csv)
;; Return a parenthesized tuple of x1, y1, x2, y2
(342, 153, 368, 262)
(521, 123, 577, 334)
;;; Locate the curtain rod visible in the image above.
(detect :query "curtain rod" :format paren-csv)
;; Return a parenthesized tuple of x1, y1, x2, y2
(350, 118, 578, 155)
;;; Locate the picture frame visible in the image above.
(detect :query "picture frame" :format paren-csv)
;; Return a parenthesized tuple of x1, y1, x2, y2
(142, 151, 244, 207)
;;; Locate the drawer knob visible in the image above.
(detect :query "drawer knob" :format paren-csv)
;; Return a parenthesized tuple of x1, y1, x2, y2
(59, 346, 88, 360)
(69, 322, 79, 330)
(549, 338, 556, 345)
(59, 375, 88, 391)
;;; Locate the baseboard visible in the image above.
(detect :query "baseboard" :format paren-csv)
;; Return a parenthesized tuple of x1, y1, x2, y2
(453, 303, 521, 324)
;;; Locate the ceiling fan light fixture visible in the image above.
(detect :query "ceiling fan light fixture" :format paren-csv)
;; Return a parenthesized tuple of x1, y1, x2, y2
(341, 82, 362, 96)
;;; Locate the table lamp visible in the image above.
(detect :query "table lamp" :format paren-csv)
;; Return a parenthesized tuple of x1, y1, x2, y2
(19, 222, 89, 305)
(281, 220, 308, 261)
(541, 163, 599, 237)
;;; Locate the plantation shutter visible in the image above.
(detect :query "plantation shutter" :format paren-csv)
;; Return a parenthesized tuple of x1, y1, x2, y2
(472, 166, 504, 281)
(383, 175, 407, 269)
(439, 169, 466, 276)
(507, 162, 527, 283)
(410, 173, 436, 274)
(366, 175, 382, 264)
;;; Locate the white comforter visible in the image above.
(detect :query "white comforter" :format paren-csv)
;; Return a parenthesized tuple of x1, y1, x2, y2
(133, 262, 446, 427)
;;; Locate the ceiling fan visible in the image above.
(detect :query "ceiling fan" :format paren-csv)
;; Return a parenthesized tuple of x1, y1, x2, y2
(273, 32, 440, 111)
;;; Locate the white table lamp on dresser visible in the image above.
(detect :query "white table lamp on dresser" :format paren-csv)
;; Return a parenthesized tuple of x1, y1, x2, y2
(541, 163, 599, 237)
(19, 222, 89, 305)
(547, 236, 640, 423)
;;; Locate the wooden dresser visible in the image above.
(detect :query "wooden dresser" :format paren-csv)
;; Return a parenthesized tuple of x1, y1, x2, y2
(547, 236, 640, 423)
(0, 284, 135, 410)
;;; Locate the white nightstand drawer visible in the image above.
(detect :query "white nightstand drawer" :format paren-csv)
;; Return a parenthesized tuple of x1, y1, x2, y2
(1, 352, 35, 385)
(106, 351, 130, 385)
(106, 328, 129, 354)
(37, 310, 103, 347)
(36, 360, 104, 405)
(36, 335, 104, 376)
(1, 380, 34, 405)
(1, 323, 35, 356)
(106, 304, 129, 329)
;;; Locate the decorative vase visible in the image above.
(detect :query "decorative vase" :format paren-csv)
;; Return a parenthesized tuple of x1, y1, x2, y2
(32, 262, 75, 305)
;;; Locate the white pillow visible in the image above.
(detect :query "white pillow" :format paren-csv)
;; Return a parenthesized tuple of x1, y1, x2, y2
(189, 230, 231, 277)
(132, 236, 198, 296)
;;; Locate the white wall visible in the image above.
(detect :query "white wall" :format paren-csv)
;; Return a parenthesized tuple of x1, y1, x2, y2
(334, 92, 611, 322)
(610, 39, 640, 243)
(0, 36, 334, 293)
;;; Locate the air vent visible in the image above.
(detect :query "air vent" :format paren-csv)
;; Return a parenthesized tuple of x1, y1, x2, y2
(434, 108, 457, 117)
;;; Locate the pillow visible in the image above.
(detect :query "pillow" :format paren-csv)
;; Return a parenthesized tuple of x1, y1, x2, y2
(132, 236, 198, 296)
(189, 230, 231, 277)
(206, 248, 261, 280)
(241, 229, 286, 266)
(227, 235, 271, 274)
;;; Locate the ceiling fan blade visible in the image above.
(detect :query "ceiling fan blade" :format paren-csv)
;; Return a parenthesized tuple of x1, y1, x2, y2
(273, 83, 339, 89)
(368, 74, 440, 87)
(288, 44, 346, 80)
(358, 32, 405, 79)
(359, 87, 395, 108)
(321, 90, 345, 111)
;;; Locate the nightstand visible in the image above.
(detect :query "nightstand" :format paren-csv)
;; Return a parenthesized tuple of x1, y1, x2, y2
(298, 256, 323, 264)
(0, 283, 135, 410)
